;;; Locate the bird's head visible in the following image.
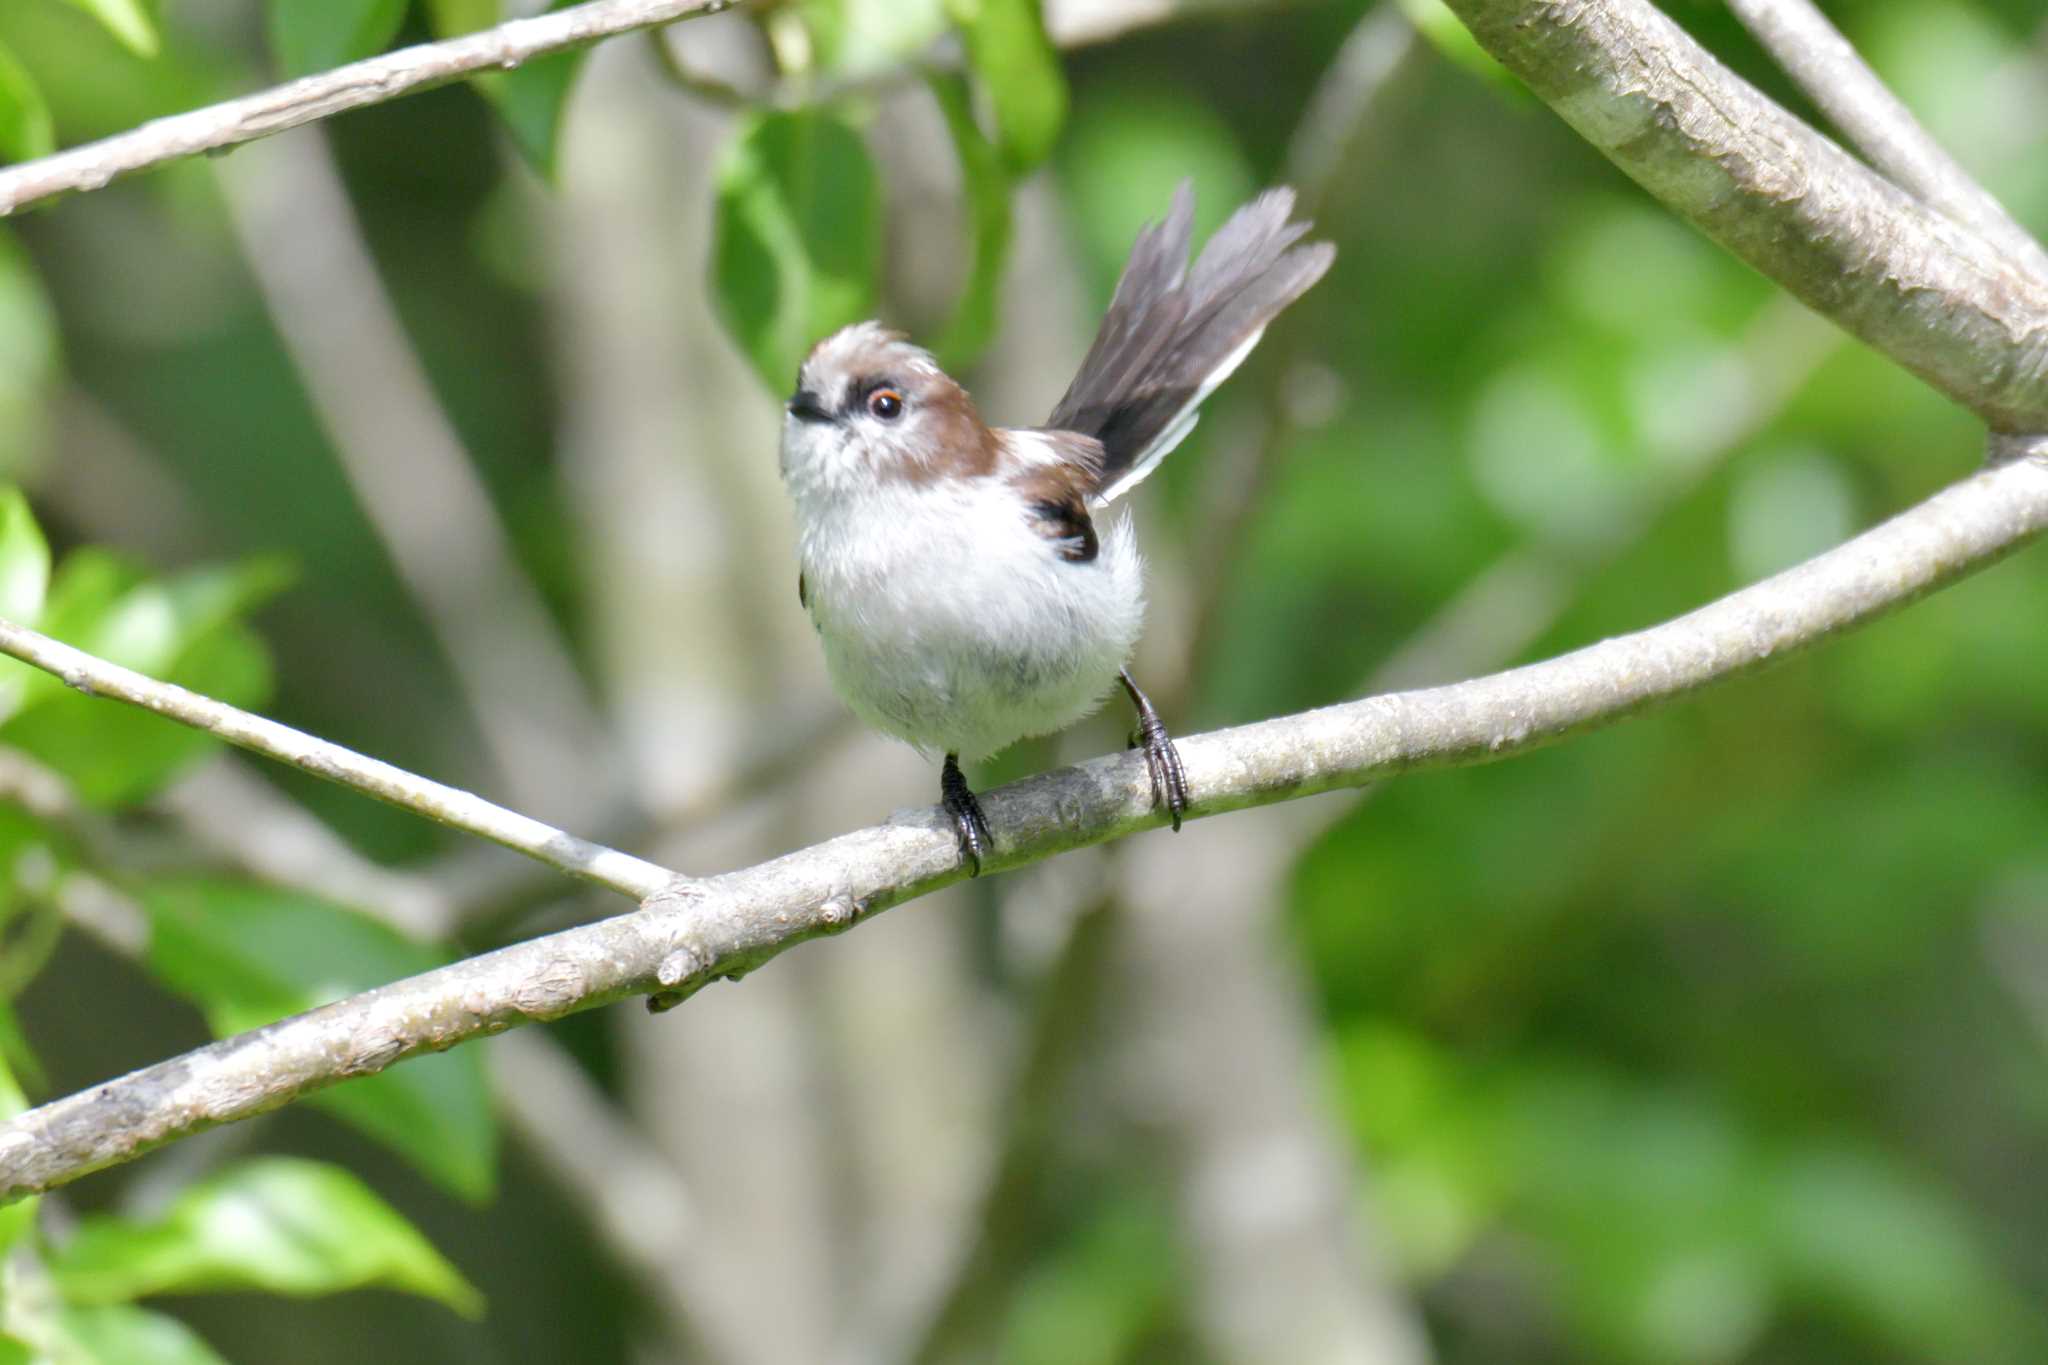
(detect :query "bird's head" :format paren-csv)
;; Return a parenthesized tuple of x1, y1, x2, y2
(780, 322, 995, 497)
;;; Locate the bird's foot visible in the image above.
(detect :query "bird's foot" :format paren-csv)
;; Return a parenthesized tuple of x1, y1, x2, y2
(941, 752, 992, 876)
(1118, 670, 1188, 832)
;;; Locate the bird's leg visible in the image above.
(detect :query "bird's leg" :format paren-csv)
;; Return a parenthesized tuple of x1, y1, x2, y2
(1118, 668, 1188, 832)
(941, 752, 992, 876)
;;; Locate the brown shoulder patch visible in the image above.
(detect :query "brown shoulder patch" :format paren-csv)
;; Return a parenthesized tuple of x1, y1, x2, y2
(1011, 461, 1101, 564)
(877, 373, 1000, 487)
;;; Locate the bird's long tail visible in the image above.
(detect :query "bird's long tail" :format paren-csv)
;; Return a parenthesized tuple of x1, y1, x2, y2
(1048, 182, 1334, 505)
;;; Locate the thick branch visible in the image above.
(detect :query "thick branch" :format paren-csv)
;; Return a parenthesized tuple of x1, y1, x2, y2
(1, 449, 2044, 1202)
(1725, 0, 2048, 283)
(0, 621, 677, 900)
(0, 0, 738, 216)
(1440, 0, 2048, 432)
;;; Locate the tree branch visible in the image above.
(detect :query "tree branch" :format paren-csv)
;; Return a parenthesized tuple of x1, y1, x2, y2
(0, 0, 739, 217)
(0, 620, 677, 900)
(1439, 0, 2048, 433)
(0, 445, 2044, 1202)
(1725, 0, 2048, 284)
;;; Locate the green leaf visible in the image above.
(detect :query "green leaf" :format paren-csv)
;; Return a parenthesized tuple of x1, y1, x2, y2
(944, 0, 1066, 172)
(140, 878, 496, 1203)
(57, 0, 160, 58)
(48, 1158, 484, 1318)
(712, 108, 881, 393)
(0, 554, 291, 803)
(0, 43, 53, 165)
(53, 1306, 227, 1365)
(0, 1046, 33, 1266)
(474, 53, 585, 182)
(0, 488, 48, 626)
(267, 0, 410, 78)
(1393, 0, 1516, 92)
(423, 0, 495, 35)
(0, 1000, 44, 1098)
(0, 487, 49, 720)
(428, 0, 583, 180)
(0, 231, 59, 481)
(927, 73, 1015, 368)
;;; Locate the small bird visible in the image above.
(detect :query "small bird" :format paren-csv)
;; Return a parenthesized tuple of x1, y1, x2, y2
(780, 183, 1333, 874)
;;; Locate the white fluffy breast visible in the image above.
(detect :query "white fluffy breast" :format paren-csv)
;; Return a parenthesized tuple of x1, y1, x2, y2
(792, 474, 1145, 762)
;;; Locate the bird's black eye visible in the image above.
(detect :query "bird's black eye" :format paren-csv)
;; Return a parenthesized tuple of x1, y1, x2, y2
(867, 388, 904, 421)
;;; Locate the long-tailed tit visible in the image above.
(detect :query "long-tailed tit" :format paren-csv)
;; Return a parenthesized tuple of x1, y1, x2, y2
(780, 183, 1333, 873)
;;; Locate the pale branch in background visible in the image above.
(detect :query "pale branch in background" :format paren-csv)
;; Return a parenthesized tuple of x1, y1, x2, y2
(0, 0, 739, 216)
(1440, 0, 2048, 434)
(1283, 1, 1416, 207)
(0, 620, 677, 901)
(1725, 0, 2048, 284)
(0, 447, 2044, 1202)
(218, 134, 619, 825)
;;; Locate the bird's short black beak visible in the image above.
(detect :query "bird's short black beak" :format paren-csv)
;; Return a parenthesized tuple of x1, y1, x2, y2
(786, 391, 833, 425)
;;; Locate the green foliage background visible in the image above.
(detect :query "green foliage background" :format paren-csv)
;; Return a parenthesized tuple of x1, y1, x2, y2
(0, 0, 2045, 1362)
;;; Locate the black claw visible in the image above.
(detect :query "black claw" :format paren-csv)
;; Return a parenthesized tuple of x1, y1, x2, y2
(941, 753, 992, 876)
(1118, 669, 1189, 832)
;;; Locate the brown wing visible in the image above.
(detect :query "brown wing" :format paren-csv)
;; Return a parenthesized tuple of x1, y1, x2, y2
(1011, 462, 1100, 564)
(1047, 183, 1333, 500)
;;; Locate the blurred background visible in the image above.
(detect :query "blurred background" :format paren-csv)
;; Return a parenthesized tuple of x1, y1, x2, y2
(3, 0, 2048, 1361)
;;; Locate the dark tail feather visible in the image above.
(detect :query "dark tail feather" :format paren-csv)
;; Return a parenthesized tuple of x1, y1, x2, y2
(1048, 182, 1335, 502)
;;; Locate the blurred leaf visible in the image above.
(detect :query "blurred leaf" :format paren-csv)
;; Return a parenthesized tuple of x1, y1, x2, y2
(0, 553, 289, 804)
(0, 486, 48, 721)
(21, 552, 291, 696)
(1, 624, 273, 806)
(0, 1004, 42, 1098)
(55, 0, 159, 59)
(475, 52, 585, 181)
(945, 0, 1066, 172)
(0, 231, 58, 480)
(0, 1045, 31, 1264)
(0, 42, 53, 164)
(267, 0, 410, 78)
(140, 878, 496, 1203)
(1394, 0, 1516, 92)
(927, 73, 1014, 367)
(799, 0, 948, 75)
(49, 1157, 484, 1318)
(53, 1306, 228, 1365)
(1764, 1147, 2040, 1361)
(712, 108, 880, 393)
(999, 1195, 1178, 1365)
(422, 0, 494, 34)
(0, 488, 48, 626)
(426, 0, 584, 179)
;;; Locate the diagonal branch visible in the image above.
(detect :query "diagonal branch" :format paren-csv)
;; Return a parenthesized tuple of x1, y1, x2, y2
(0, 620, 677, 900)
(0, 0, 740, 217)
(0, 444, 2043, 1203)
(1440, 0, 2048, 433)
(1725, 0, 2048, 284)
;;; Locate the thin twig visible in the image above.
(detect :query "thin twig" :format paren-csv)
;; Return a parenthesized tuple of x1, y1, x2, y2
(0, 619, 677, 900)
(0, 0, 740, 216)
(1440, 0, 2048, 432)
(1, 446, 2044, 1201)
(1725, 0, 2048, 283)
